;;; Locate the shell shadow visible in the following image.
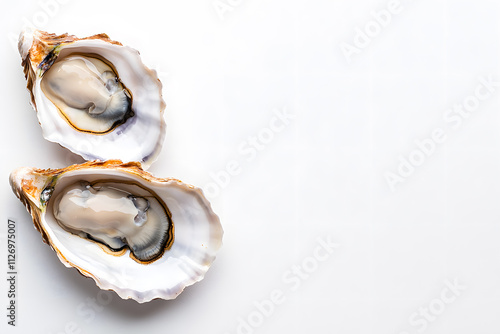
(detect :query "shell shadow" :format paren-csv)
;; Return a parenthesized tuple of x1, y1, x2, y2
(104, 283, 201, 319)
(45, 141, 87, 168)
(48, 250, 205, 320)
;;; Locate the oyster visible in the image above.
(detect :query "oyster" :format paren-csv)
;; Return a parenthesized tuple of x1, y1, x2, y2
(10, 160, 223, 303)
(18, 29, 165, 168)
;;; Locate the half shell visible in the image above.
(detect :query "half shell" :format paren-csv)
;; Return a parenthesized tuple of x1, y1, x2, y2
(19, 29, 166, 168)
(10, 160, 223, 303)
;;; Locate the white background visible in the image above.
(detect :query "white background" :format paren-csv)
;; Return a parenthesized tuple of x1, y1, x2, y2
(1, 0, 499, 333)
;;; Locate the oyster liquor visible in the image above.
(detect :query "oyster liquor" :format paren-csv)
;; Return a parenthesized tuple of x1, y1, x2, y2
(6, 219, 17, 326)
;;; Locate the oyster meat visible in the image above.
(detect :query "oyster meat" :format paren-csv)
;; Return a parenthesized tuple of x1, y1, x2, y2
(10, 160, 223, 303)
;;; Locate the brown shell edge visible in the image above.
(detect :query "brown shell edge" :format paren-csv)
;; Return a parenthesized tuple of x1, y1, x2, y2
(26, 30, 122, 69)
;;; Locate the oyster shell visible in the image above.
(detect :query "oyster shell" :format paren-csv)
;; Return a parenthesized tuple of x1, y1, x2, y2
(10, 160, 223, 303)
(19, 29, 165, 168)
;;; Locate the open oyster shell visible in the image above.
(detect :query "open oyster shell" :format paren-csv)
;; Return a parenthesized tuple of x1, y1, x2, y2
(19, 29, 166, 168)
(10, 160, 223, 303)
